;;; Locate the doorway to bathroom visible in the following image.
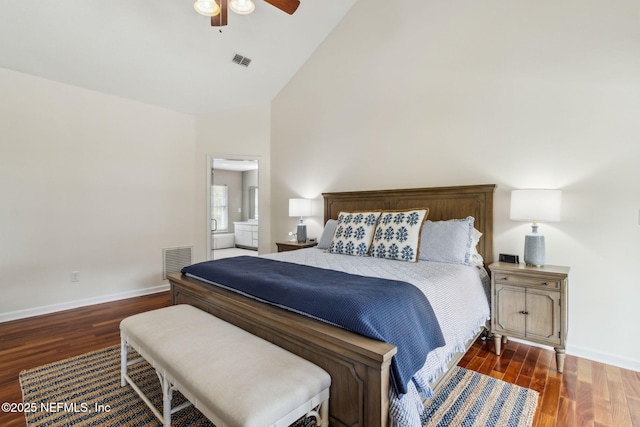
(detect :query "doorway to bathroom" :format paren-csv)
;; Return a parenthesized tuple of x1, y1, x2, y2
(208, 156, 260, 260)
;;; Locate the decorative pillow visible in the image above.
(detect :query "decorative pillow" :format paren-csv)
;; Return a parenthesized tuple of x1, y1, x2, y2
(370, 209, 429, 262)
(419, 216, 475, 265)
(317, 219, 339, 250)
(328, 211, 381, 256)
(469, 228, 484, 266)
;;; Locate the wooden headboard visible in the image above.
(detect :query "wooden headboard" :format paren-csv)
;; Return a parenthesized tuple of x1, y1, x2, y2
(323, 184, 497, 265)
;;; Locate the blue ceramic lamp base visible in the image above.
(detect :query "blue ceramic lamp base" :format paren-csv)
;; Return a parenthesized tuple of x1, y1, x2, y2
(297, 222, 307, 243)
(524, 224, 545, 267)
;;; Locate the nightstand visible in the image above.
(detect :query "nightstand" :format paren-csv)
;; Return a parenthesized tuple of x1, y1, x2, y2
(489, 262, 570, 372)
(276, 241, 318, 252)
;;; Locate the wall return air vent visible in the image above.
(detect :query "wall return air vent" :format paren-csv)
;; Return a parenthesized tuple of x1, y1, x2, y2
(232, 53, 251, 67)
(162, 246, 193, 280)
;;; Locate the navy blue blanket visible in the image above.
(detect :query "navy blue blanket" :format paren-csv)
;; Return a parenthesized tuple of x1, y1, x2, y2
(181, 256, 445, 396)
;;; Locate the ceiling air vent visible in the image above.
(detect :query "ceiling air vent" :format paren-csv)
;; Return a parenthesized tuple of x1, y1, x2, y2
(232, 54, 251, 67)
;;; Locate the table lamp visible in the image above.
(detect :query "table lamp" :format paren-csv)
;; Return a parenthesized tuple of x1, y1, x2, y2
(289, 198, 312, 243)
(510, 189, 562, 266)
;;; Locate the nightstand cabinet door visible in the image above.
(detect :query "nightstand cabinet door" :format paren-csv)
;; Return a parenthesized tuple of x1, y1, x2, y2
(494, 285, 561, 344)
(526, 288, 561, 345)
(494, 284, 526, 336)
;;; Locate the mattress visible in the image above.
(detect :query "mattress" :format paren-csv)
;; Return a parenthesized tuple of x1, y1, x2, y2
(261, 247, 491, 427)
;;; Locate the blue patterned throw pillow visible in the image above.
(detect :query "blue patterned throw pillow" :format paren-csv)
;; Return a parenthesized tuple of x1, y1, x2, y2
(370, 209, 429, 262)
(328, 211, 381, 256)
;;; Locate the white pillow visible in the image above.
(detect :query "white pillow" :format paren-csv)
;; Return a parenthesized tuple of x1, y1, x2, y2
(469, 228, 484, 267)
(328, 211, 381, 256)
(317, 219, 339, 250)
(370, 209, 428, 262)
(419, 216, 475, 265)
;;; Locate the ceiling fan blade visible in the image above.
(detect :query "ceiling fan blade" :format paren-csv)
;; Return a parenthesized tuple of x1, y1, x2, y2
(211, 0, 228, 26)
(264, 0, 300, 15)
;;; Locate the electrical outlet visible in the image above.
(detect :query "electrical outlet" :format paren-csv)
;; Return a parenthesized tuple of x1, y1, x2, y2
(71, 271, 80, 282)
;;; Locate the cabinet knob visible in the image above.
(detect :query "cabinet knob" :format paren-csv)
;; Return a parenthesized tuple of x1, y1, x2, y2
(519, 310, 529, 315)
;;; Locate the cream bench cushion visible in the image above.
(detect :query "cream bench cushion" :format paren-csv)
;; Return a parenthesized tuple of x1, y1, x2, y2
(120, 304, 330, 427)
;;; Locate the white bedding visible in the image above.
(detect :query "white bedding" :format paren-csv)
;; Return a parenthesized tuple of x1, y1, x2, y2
(262, 247, 490, 427)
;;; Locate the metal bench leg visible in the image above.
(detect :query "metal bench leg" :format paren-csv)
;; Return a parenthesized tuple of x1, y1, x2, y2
(158, 372, 173, 427)
(120, 337, 128, 387)
(319, 399, 329, 427)
(303, 398, 329, 427)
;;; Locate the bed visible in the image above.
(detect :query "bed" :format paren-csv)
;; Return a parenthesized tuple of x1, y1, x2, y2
(168, 184, 496, 427)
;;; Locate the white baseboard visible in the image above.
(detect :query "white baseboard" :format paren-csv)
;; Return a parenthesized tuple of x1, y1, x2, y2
(567, 343, 640, 373)
(507, 337, 640, 372)
(0, 284, 170, 323)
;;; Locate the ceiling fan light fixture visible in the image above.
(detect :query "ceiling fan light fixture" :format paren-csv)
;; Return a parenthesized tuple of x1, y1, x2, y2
(229, 0, 255, 15)
(194, 0, 221, 17)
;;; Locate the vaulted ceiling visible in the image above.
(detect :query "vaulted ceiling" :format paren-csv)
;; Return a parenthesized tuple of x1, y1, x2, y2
(0, 0, 357, 114)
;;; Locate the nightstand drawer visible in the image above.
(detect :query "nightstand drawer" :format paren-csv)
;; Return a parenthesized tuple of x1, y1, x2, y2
(494, 274, 561, 289)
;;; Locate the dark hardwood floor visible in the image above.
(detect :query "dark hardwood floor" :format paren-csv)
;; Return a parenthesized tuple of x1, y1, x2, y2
(1, 291, 638, 426)
(457, 337, 640, 427)
(0, 292, 171, 427)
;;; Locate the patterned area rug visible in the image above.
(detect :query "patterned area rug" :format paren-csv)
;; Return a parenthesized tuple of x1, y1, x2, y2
(422, 367, 538, 427)
(20, 346, 538, 427)
(20, 346, 316, 427)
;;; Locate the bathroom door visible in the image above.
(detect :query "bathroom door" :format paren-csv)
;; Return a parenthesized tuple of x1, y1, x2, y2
(209, 157, 259, 260)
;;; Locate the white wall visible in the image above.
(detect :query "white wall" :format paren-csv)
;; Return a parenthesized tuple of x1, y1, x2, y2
(0, 68, 196, 319)
(0, 69, 271, 320)
(271, 1, 640, 369)
(194, 104, 271, 261)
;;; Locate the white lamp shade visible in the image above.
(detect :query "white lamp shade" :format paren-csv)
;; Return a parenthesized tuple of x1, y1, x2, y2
(289, 198, 312, 217)
(510, 189, 562, 222)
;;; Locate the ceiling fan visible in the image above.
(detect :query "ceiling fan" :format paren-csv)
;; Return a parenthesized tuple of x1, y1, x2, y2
(194, 0, 300, 27)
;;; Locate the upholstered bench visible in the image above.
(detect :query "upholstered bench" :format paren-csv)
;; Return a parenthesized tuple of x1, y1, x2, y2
(120, 304, 330, 427)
